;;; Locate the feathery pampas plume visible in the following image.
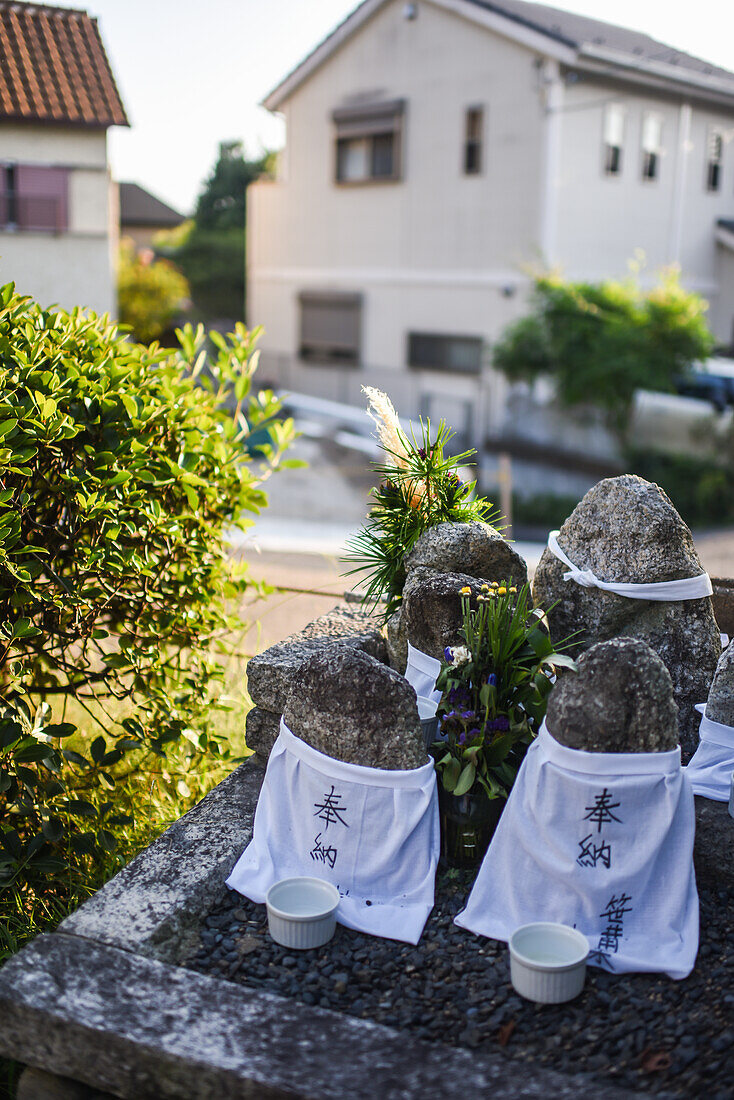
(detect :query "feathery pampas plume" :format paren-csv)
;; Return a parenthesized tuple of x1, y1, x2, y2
(362, 385, 425, 503)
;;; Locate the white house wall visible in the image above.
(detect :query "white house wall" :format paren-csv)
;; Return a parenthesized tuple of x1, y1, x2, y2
(553, 80, 734, 340)
(0, 125, 115, 315)
(248, 0, 547, 433)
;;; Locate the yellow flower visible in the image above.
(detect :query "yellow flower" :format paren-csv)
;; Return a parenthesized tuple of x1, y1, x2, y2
(510, 586, 517, 593)
(460, 585, 472, 595)
(490, 581, 499, 587)
(481, 583, 489, 592)
(497, 586, 507, 595)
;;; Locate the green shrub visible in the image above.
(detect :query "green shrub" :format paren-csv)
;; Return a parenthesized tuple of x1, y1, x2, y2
(0, 282, 298, 945)
(493, 267, 715, 431)
(117, 239, 190, 343)
(510, 452, 734, 534)
(173, 226, 245, 320)
(624, 449, 734, 528)
(511, 491, 583, 532)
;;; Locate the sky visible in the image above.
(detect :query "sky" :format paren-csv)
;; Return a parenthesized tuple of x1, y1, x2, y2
(52, 0, 734, 216)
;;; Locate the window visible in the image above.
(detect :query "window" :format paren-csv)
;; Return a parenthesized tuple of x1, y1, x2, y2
(641, 113, 663, 180)
(706, 128, 723, 192)
(603, 104, 625, 176)
(0, 163, 68, 232)
(333, 99, 404, 183)
(463, 107, 483, 175)
(408, 332, 483, 375)
(299, 292, 362, 366)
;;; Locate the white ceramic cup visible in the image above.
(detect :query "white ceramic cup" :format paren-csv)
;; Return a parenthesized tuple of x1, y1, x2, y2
(266, 877, 340, 950)
(509, 922, 589, 1003)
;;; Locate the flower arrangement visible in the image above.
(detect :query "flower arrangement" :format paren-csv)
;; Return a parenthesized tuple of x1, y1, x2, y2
(433, 581, 576, 803)
(343, 388, 500, 619)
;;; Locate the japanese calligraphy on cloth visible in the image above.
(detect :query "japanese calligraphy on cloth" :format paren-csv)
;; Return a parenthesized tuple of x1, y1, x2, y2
(685, 704, 734, 802)
(405, 643, 442, 706)
(227, 719, 440, 944)
(455, 723, 698, 979)
(547, 531, 713, 601)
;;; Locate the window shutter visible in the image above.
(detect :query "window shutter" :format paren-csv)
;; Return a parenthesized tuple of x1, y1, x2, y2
(15, 165, 68, 231)
(332, 99, 405, 139)
(299, 292, 362, 365)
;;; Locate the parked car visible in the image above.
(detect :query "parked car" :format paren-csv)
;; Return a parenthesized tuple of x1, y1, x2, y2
(673, 357, 734, 411)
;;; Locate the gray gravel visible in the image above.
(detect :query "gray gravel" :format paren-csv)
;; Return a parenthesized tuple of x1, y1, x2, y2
(186, 873, 733, 1098)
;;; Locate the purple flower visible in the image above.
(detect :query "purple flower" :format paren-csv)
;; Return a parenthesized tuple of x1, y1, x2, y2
(460, 709, 476, 720)
(458, 731, 467, 746)
(467, 727, 481, 739)
(487, 673, 497, 687)
(444, 646, 453, 662)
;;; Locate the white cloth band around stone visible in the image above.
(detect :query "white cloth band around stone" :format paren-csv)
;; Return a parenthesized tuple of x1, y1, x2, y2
(685, 704, 734, 803)
(547, 531, 713, 602)
(405, 643, 442, 708)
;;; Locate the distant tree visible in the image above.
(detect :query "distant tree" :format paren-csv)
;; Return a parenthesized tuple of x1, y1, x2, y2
(493, 267, 715, 432)
(194, 140, 272, 231)
(161, 142, 274, 321)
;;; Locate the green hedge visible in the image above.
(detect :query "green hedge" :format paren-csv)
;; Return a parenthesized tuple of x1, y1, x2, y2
(511, 452, 734, 533)
(0, 282, 299, 955)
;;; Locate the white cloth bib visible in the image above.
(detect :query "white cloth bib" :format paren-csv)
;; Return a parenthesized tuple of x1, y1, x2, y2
(405, 643, 442, 706)
(547, 531, 713, 601)
(227, 719, 440, 944)
(455, 723, 698, 979)
(685, 704, 734, 802)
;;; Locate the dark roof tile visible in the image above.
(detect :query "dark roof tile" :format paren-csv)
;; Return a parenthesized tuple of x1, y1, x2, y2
(119, 182, 185, 228)
(468, 1, 734, 83)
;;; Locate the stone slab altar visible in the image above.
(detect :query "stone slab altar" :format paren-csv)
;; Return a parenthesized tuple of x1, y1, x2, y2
(1, 753, 640, 1100)
(2, 605, 733, 1099)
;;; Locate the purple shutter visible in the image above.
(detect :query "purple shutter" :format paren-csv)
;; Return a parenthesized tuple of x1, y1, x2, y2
(15, 165, 68, 232)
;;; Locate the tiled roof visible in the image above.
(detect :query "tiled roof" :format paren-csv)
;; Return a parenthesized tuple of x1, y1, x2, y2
(468, 1, 734, 83)
(264, 0, 734, 110)
(119, 182, 184, 228)
(0, 1, 128, 127)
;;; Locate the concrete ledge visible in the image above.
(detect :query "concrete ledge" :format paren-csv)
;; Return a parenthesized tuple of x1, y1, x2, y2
(0, 933, 635, 1100)
(59, 760, 265, 963)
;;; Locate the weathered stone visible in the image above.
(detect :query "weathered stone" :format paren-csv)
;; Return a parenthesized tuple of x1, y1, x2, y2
(283, 645, 426, 769)
(532, 475, 721, 755)
(546, 637, 679, 753)
(247, 606, 387, 714)
(401, 568, 483, 660)
(59, 760, 265, 963)
(17, 1068, 115, 1100)
(0, 934, 634, 1100)
(245, 706, 280, 761)
(694, 797, 734, 891)
(707, 644, 734, 727)
(385, 608, 407, 672)
(404, 521, 528, 586)
(712, 577, 734, 636)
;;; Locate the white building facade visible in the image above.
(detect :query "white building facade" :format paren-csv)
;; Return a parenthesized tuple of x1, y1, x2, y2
(249, 0, 734, 449)
(0, 2, 127, 317)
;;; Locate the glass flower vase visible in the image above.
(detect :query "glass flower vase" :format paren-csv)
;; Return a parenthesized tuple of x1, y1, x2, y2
(438, 784, 505, 869)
